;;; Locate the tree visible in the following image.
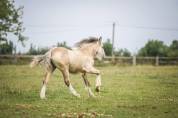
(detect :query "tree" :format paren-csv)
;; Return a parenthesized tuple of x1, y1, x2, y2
(167, 40, 178, 57)
(27, 43, 49, 55)
(121, 48, 131, 57)
(115, 48, 131, 57)
(0, 40, 14, 54)
(27, 43, 37, 55)
(138, 39, 168, 57)
(0, 0, 26, 44)
(170, 40, 178, 50)
(103, 39, 112, 56)
(27, 41, 71, 55)
(103, 39, 131, 56)
(57, 41, 71, 49)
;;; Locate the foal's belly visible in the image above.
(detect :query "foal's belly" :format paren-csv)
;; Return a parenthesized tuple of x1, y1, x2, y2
(69, 69, 79, 74)
(69, 64, 84, 74)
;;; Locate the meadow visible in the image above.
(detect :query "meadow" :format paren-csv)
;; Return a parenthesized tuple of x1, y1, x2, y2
(0, 65, 178, 118)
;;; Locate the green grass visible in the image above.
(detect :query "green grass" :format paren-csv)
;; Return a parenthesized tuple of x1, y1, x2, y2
(0, 65, 178, 118)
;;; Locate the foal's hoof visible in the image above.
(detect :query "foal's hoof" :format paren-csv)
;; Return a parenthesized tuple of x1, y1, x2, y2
(89, 94, 96, 98)
(74, 93, 81, 98)
(40, 96, 46, 99)
(95, 86, 100, 92)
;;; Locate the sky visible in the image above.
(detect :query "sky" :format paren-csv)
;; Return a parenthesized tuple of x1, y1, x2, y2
(13, 0, 178, 54)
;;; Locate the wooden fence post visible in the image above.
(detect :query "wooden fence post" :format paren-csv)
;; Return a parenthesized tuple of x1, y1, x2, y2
(155, 56, 159, 66)
(111, 55, 116, 64)
(13, 54, 17, 64)
(133, 55, 136, 66)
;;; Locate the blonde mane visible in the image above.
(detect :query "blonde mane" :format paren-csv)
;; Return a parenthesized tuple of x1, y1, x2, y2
(75, 37, 99, 48)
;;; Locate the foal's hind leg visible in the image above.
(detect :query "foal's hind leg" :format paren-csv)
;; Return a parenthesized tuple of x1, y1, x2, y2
(40, 71, 52, 99)
(40, 64, 55, 99)
(82, 73, 95, 97)
(61, 68, 80, 97)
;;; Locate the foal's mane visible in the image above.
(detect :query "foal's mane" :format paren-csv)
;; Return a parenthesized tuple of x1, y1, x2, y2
(75, 37, 99, 48)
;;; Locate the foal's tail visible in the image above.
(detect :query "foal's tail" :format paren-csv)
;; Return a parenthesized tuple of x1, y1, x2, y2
(30, 49, 53, 68)
(30, 55, 45, 68)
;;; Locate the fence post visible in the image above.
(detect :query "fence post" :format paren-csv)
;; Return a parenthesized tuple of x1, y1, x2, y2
(13, 54, 17, 64)
(132, 55, 136, 66)
(111, 55, 116, 64)
(155, 56, 159, 66)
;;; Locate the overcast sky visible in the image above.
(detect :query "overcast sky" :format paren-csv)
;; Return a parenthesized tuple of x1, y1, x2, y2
(14, 0, 178, 54)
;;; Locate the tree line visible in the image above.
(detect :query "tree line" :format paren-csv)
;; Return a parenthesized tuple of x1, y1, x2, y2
(26, 41, 70, 55)
(138, 40, 178, 57)
(1, 38, 178, 57)
(103, 39, 178, 57)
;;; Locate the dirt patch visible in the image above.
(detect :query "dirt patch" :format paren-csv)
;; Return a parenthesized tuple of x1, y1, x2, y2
(50, 112, 113, 118)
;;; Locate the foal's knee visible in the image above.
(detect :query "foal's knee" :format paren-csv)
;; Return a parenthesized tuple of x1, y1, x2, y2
(64, 79, 70, 87)
(42, 80, 46, 84)
(96, 70, 100, 75)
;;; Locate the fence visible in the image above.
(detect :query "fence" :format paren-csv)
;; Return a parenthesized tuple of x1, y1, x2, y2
(0, 55, 33, 65)
(104, 56, 178, 66)
(0, 55, 178, 66)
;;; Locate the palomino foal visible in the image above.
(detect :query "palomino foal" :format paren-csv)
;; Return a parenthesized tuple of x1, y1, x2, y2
(30, 37, 105, 99)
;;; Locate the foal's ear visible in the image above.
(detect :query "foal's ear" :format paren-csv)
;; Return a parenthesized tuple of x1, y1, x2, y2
(98, 36, 102, 44)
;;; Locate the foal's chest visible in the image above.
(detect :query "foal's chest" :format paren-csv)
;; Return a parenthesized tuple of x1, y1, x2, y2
(68, 51, 83, 73)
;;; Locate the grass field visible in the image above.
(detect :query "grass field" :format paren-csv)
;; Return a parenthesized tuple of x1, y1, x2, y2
(0, 65, 178, 118)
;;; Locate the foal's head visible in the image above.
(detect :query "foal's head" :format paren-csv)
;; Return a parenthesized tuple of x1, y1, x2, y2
(75, 37, 105, 60)
(95, 37, 105, 60)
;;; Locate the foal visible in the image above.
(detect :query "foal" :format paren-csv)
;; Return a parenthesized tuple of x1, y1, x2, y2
(30, 37, 105, 99)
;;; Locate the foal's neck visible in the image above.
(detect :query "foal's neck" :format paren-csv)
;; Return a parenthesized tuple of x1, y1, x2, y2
(79, 44, 97, 58)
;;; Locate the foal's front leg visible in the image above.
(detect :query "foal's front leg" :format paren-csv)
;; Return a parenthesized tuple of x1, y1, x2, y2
(83, 66, 101, 92)
(61, 68, 80, 97)
(95, 74, 101, 92)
